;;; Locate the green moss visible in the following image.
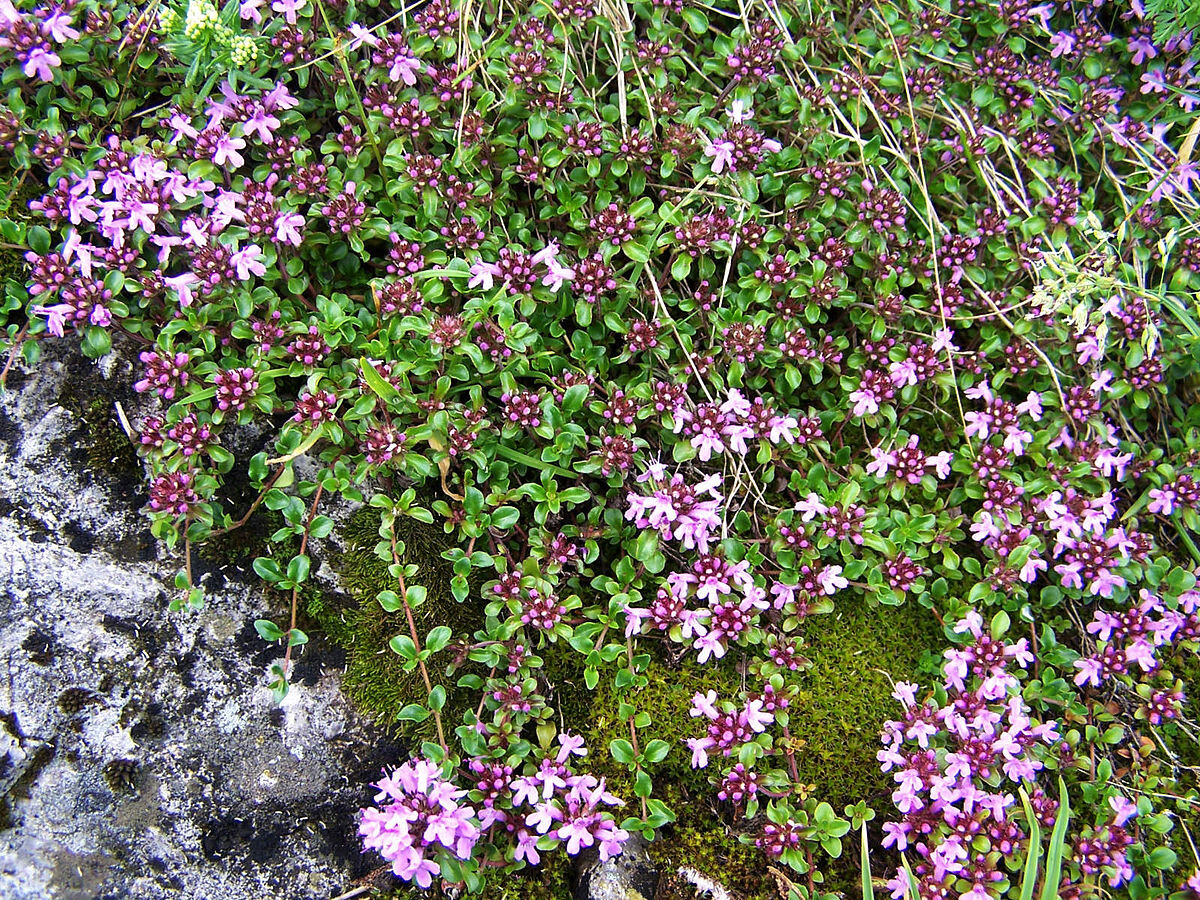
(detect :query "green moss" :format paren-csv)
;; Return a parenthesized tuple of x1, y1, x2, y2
(791, 598, 942, 815)
(61, 395, 139, 477)
(311, 509, 940, 896)
(578, 655, 773, 898)
(656, 823, 776, 899)
(318, 506, 484, 738)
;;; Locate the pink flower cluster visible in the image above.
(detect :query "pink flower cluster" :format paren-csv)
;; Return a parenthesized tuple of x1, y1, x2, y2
(0, 0, 76, 83)
(671, 388, 800, 462)
(470, 734, 628, 864)
(625, 553, 769, 663)
(685, 688, 778, 769)
(878, 613, 1060, 900)
(625, 463, 722, 553)
(466, 241, 575, 294)
(359, 757, 482, 888)
(1072, 588, 1199, 688)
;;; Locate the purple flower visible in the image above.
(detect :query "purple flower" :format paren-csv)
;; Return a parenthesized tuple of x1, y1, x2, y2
(704, 139, 735, 174)
(32, 302, 73, 337)
(271, 0, 307, 24)
(23, 46, 61, 82)
(212, 134, 246, 168)
(41, 10, 79, 42)
(231, 244, 266, 280)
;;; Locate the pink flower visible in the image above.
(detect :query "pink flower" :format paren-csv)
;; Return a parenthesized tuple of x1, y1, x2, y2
(514, 829, 540, 865)
(212, 134, 246, 168)
(1141, 69, 1168, 94)
(768, 414, 798, 444)
(531, 242, 563, 267)
(32, 303, 73, 337)
(41, 10, 80, 42)
(704, 140, 735, 174)
(1073, 657, 1103, 687)
(817, 564, 848, 595)
(468, 260, 501, 290)
(239, 0, 264, 23)
(1109, 795, 1139, 827)
(388, 53, 423, 86)
(264, 82, 299, 111)
(794, 493, 826, 522)
(687, 737, 710, 769)
(23, 46, 61, 82)
(231, 244, 266, 280)
(927, 451, 953, 479)
(164, 273, 200, 308)
(1148, 486, 1176, 515)
(271, 0, 307, 24)
(243, 108, 281, 144)
(850, 386, 880, 417)
(1049, 31, 1076, 58)
(275, 211, 305, 247)
(727, 99, 753, 123)
(866, 447, 895, 478)
(1130, 35, 1158, 65)
(541, 257, 575, 291)
(881, 821, 910, 851)
(348, 22, 380, 49)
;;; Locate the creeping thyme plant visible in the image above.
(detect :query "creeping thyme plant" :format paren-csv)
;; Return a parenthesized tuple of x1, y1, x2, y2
(9, 0, 1200, 895)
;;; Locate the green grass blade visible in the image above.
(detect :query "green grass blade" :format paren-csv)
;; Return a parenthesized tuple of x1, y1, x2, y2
(1018, 788, 1043, 900)
(1040, 777, 1071, 900)
(861, 823, 875, 900)
(901, 853, 920, 900)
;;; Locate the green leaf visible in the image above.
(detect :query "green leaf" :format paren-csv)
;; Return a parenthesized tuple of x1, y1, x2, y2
(425, 625, 452, 654)
(463, 486, 485, 517)
(287, 628, 308, 647)
(623, 241, 650, 263)
(390, 634, 417, 659)
(491, 506, 520, 529)
(1146, 847, 1176, 869)
(377, 590, 403, 612)
(609, 738, 636, 765)
(861, 823, 874, 900)
(81, 326, 112, 359)
(1017, 789, 1043, 900)
(252, 557, 284, 583)
(26, 225, 50, 255)
(428, 684, 447, 711)
(643, 739, 670, 765)
(562, 384, 588, 415)
(1039, 778, 1071, 900)
(396, 703, 431, 723)
(360, 357, 399, 403)
(633, 769, 653, 798)
(287, 554, 311, 585)
(681, 7, 708, 33)
(254, 619, 284, 642)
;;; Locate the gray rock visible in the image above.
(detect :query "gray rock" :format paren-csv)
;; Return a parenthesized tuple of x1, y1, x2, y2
(0, 343, 400, 900)
(573, 833, 659, 900)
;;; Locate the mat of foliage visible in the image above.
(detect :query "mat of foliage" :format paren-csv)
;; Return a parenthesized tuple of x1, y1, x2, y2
(4, 0, 1200, 897)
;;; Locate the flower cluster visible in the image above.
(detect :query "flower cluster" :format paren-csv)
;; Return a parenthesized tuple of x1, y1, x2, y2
(7, 0, 1200, 894)
(879, 613, 1061, 900)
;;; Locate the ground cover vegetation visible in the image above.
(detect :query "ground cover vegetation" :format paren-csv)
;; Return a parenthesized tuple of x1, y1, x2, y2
(4, 0, 1200, 896)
